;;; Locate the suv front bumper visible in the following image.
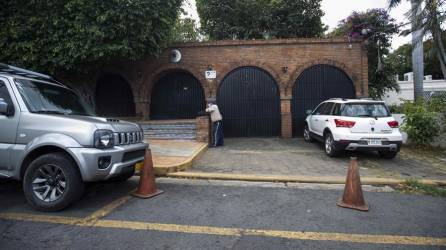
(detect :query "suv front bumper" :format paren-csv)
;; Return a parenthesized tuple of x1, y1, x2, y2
(68, 143, 148, 182)
(334, 140, 402, 152)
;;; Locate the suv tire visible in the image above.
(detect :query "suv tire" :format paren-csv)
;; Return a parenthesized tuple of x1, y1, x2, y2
(23, 153, 84, 212)
(303, 124, 314, 143)
(324, 132, 341, 157)
(378, 151, 398, 159)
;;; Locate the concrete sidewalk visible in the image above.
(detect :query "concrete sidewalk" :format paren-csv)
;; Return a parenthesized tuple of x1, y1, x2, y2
(147, 140, 208, 175)
(189, 138, 446, 183)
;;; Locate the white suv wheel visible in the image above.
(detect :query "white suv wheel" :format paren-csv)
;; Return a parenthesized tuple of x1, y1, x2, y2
(325, 135, 332, 153)
(303, 125, 313, 142)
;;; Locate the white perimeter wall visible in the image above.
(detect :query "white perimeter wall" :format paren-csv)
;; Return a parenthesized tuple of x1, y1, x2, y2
(383, 80, 446, 105)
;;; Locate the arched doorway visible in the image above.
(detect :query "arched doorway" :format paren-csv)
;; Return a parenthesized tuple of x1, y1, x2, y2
(217, 66, 281, 137)
(292, 64, 356, 136)
(150, 71, 205, 120)
(95, 74, 135, 117)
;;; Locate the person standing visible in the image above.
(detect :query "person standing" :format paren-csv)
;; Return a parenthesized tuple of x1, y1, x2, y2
(206, 101, 224, 147)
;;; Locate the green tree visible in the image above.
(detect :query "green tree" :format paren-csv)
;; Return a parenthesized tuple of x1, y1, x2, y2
(170, 18, 200, 43)
(330, 9, 400, 99)
(388, 35, 446, 80)
(389, 0, 446, 87)
(388, 44, 413, 80)
(196, 0, 325, 40)
(0, 0, 183, 74)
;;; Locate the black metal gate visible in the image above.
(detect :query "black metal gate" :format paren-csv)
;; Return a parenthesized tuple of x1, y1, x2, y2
(217, 67, 281, 137)
(95, 74, 135, 117)
(292, 64, 356, 136)
(150, 72, 205, 119)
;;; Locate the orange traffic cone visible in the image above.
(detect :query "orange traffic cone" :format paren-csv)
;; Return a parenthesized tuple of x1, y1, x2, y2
(336, 157, 369, 211)
(132, 147, 164, 199)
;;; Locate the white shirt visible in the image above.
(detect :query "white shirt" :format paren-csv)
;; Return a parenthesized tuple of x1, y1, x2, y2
(206, 104, 222, 122)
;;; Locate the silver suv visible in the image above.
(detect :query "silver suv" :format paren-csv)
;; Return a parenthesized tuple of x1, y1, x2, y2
(0, 64, 147, 211)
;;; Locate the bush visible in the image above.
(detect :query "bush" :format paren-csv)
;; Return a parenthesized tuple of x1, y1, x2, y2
(401, 100, 443, 146)
(388, 103, 405, 113)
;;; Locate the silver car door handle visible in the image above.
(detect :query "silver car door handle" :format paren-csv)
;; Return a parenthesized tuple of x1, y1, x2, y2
(325, 119, 329, 122)
(314, 119, 318, 121)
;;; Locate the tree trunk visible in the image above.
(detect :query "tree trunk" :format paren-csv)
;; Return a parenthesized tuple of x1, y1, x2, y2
(411, 0, 424, 101)
(431, 0, 446, 79)
(433, 28, 446, 79)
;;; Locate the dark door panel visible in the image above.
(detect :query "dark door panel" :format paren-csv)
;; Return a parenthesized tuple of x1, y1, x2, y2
(292, 64, 355, 137)
(95, 74, 135, 117)
(150, 72, 205, 120)
(217, 67, 280, 137)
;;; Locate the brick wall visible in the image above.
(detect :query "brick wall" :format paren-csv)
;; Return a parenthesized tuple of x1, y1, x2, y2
(196, 115, 211, 144)
(78, 38, 368, 138)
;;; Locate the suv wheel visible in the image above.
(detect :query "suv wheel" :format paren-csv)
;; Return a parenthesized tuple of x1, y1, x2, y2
(378, 151, 398, 159)
(303, 124, 314, 143)
(23, 153, 84, 212)
(324, 132, 340, 157)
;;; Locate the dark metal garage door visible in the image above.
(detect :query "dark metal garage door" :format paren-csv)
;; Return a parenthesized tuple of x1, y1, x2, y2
(217, 67, 281, 137)
(95, 74, 135, 117)
(150, 72, 205, 120)
(292, 64, 356, 137)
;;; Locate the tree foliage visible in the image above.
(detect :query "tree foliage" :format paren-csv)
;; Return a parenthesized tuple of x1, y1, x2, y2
(0, 0, 183, 74)
(170, 18, 200, 43)
(388, 34, 446, 80)
(330, 9, 400, 99)
(196, 0, 326, 40)
(389, 0, 446, 78)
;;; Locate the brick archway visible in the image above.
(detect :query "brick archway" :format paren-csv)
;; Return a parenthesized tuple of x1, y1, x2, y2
(287, 59, 358, 97)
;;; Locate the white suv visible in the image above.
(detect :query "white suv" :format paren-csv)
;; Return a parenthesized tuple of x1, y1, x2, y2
(303, 99, 403, 158)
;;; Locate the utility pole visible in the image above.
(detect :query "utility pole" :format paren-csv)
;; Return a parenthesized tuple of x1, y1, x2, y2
(411, 0, 424, 101)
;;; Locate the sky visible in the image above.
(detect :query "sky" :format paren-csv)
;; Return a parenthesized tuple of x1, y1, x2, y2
(182, 0, 412, 50)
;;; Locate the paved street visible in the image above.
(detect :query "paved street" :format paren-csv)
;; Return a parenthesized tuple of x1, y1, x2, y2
(192, 138, 446, 180)
(1, 177, 445, 249)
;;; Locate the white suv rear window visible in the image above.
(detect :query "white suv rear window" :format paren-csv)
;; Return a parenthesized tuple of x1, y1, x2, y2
(341, 103, 390, 117)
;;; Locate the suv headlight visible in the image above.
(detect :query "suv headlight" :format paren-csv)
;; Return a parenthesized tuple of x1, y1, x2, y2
(94, 130, 115, 149)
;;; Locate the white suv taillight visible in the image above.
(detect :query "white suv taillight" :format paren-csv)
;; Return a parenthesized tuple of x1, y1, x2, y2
(335, 119, 356, 128)
(387, 121, 399, 128)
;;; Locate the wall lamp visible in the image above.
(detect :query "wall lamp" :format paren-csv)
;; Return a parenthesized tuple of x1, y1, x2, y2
(282, 66, 288, 74)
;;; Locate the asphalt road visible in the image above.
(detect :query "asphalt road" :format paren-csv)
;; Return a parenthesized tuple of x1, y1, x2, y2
(1, 178, 445, 250)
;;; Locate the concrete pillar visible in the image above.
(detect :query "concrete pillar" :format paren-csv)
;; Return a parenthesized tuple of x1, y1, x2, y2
(196, 115, 211, 145)
(136, 101, 150, 120)
(280, 98, 292, 138)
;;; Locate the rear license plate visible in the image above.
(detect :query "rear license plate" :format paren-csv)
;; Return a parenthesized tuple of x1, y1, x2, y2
(135, 162, 143, 172)
(367, 139, 382, 146)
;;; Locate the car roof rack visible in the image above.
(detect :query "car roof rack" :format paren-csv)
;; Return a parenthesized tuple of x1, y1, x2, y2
(358, 97, 376, 101)
(0, 63, 64, 86)
(328, 98, 348, 101)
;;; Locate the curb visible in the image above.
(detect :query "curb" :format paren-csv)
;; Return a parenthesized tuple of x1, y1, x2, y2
(165, 172, 446, 186)
(154, 144, 208, 176)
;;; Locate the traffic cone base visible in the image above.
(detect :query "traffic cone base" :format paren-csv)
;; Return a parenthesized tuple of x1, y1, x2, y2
(132, 189, 164, 199)
(336, 198, 369, 211)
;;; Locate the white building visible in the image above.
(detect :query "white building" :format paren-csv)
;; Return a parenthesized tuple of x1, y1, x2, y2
(382, 72, 446, 105)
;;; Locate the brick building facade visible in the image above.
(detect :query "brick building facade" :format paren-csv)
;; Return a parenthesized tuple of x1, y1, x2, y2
(82, 38, 368, 138)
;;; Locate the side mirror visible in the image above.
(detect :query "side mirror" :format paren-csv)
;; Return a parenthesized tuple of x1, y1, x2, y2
(0, 99, 8, 115)
(306, 110, 312, 115)
(0, 98, 13, 116)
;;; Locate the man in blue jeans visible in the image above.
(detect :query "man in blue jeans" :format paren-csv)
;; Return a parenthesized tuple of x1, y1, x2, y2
(206, 101, 224, 147)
